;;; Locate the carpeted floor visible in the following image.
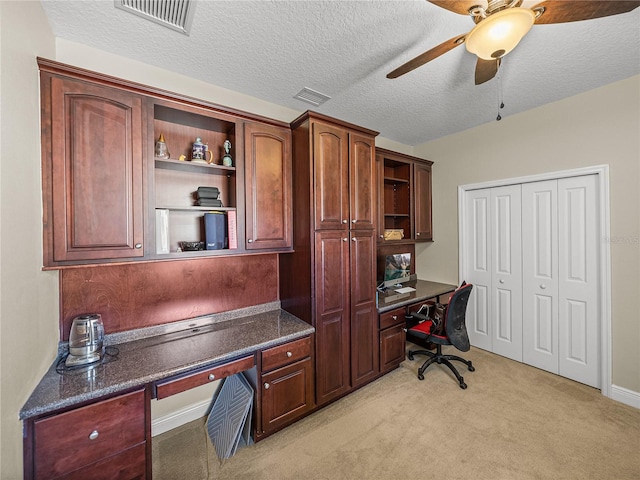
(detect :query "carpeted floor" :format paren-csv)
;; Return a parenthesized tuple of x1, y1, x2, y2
(152, 345, 640, 480)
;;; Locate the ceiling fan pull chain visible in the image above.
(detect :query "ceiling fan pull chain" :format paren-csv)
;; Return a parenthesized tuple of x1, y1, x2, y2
(496, 64, 504, 121)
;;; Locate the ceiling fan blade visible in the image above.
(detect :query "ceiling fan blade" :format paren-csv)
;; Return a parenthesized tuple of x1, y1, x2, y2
(428, 1, 486, 15)
(475, 58, 500, 85)
(387, 34, 467, 79)
(533, 1, 640, 24)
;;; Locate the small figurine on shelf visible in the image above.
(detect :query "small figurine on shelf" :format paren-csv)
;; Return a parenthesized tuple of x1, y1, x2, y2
(155, 133, 170, 159)
(191, 137, 206, 163)
(222, 139, 233, 167)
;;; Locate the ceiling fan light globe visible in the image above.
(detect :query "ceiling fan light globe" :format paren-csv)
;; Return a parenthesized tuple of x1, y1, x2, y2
(465, 7, 535, 60)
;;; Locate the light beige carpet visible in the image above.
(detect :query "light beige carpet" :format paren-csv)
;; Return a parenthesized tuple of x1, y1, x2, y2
(152, 345, 640, 480)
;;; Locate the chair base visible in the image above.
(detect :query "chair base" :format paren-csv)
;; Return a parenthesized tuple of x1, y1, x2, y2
(407, 344, 475, 389)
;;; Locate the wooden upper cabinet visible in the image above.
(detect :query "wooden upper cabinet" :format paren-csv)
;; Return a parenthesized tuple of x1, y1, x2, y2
(312, 122, 349, 230)
(413, 161, 433, 241)
(43, 73, 144, 265)
(244, 122, 292, 250)
(349, 133, 376, 230)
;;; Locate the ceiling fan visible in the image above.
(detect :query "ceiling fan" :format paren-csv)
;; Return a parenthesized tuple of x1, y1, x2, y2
(387, 0, 640, 85)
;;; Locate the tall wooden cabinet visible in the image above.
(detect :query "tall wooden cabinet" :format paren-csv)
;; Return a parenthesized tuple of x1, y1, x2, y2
(281, 112, 378, 407)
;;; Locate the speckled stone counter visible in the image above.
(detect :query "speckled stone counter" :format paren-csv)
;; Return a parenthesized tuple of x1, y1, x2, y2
(377, 280, 457, 313)
(20, 304, 313, 420)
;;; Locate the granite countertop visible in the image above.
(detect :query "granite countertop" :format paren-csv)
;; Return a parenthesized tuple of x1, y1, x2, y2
(377, 280, 458, 313)
(20, 303, 314, 420)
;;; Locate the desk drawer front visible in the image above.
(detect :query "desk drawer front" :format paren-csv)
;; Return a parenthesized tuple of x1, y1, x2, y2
(261, 336, 311, 372)
(379, 308, 405, 330)
(155, 355, 255, 399)
(34, 389, 145, 479)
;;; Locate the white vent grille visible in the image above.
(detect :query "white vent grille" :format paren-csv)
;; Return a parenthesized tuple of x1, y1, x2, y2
(115, 0, 195, 35)
(294, 87, 331, 106)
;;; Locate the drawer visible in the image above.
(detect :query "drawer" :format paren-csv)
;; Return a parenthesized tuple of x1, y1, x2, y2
(34, 389, 145, 479)
(379, 307, 406, 330)
(261, 336, 311, 373)
(57, 443, 146, 480)
(155, 354, 255, 399)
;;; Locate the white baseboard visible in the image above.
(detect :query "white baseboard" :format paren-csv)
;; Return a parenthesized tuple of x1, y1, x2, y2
(610, 384, 640, 409)
(151, 399, 210, 437)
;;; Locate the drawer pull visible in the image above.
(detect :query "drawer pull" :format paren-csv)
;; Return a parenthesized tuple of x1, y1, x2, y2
(286, 351, 292, 358)
(89, 430, 99, 440)
(392, 315, 398, 321)
(135, 243, 142, 249)
(264, 382, 270, 389)
(208, 374, 216, 381)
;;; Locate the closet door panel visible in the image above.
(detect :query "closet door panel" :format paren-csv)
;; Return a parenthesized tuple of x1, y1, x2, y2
(490, 185, 522, 361)
(522, 180, 559, 373)
(463, 189, 492, 351)
(557, 175, 599, 388)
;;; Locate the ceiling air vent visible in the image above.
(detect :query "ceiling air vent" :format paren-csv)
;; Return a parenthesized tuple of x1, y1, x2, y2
(115, 0, 195, 35)
(294, 87, 331, 107)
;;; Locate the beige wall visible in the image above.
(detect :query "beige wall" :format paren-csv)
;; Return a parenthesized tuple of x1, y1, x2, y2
(1, 1, 58, 478)
(414, 75, 640, 392)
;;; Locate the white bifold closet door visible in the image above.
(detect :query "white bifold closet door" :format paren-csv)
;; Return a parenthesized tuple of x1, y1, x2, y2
(464, 175, 599, 388)
(464, 185, 522, 362)
(522, 176, 599, 387)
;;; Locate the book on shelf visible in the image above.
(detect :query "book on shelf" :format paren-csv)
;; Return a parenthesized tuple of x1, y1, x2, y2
(155, 209, 170, 254)
(227, 210, 238, 249)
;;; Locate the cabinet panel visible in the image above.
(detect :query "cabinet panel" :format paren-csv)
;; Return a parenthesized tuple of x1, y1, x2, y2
(58, 443, 146, 480)
(313, 122, 349, 230)
(314, 231, 350, 405)
(414, 162, 433, 241)
(349, 133, 375, 230)
(380, 324, 406, 373)
(48, 76, 144, 263)
(33, 390, 146, 479)
(244, 122, 292, 250)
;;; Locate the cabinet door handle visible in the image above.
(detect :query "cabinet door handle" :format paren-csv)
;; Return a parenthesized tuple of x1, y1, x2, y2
(342, 219, 348, 224)
(286, 351, 292, 358)
(343, 238, 348, 242)
(499, 279, 505, 284)
(379, 234, 384, 239)
(416, 233, 421, 236)
(352, 237, 356, 242)
(540, 284, 546, 290)
(89, 430, 99, 440)
(247, 239, 253, 243)
(392, 315, 398, 321)
(264, 382, 270, 389)
(351, 219, 356, 224)
(135, 243, 142, 249)
(208, 374, 216, 381)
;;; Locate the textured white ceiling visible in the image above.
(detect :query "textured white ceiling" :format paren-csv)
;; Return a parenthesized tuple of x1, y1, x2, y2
(40, 0, 640, 146)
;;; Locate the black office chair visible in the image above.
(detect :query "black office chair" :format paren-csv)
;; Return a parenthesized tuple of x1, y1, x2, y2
(406, 283, 475, 389)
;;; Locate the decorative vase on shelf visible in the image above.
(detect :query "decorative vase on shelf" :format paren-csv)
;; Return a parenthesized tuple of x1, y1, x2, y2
(155, 133, 170, 159)
(222, 139, 233, 167)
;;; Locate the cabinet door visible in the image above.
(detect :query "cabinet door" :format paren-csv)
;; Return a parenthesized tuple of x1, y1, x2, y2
(314, 230, 350, 405)
(261, 358, 314, 435)
(313, 122, 349, 230)
(380, 324, 406, 373)
(413, 162, 433, 241)
(349, 132, 376, 230)
(350, 230, 379, 386)
(48, 75, 144, 263)
(244, 122, 292, 249)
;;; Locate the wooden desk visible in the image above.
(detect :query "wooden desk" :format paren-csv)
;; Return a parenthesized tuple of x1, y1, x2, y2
(377, 280, 457, 370)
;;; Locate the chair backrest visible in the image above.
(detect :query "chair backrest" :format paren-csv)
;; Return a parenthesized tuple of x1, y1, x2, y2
(444, 283, 473, 352)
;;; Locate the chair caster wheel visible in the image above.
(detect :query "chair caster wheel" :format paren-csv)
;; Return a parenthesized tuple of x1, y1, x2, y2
(418, 373, 424, 380)
(468, 365, 475, 372)
(459, 382, 467, 389)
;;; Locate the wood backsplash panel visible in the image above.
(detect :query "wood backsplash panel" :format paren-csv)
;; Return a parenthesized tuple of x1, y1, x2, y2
(60, 255, 278, 340)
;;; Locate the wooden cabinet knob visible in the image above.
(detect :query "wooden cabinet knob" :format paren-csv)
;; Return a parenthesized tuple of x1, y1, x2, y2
(89, 430, 99, 440)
